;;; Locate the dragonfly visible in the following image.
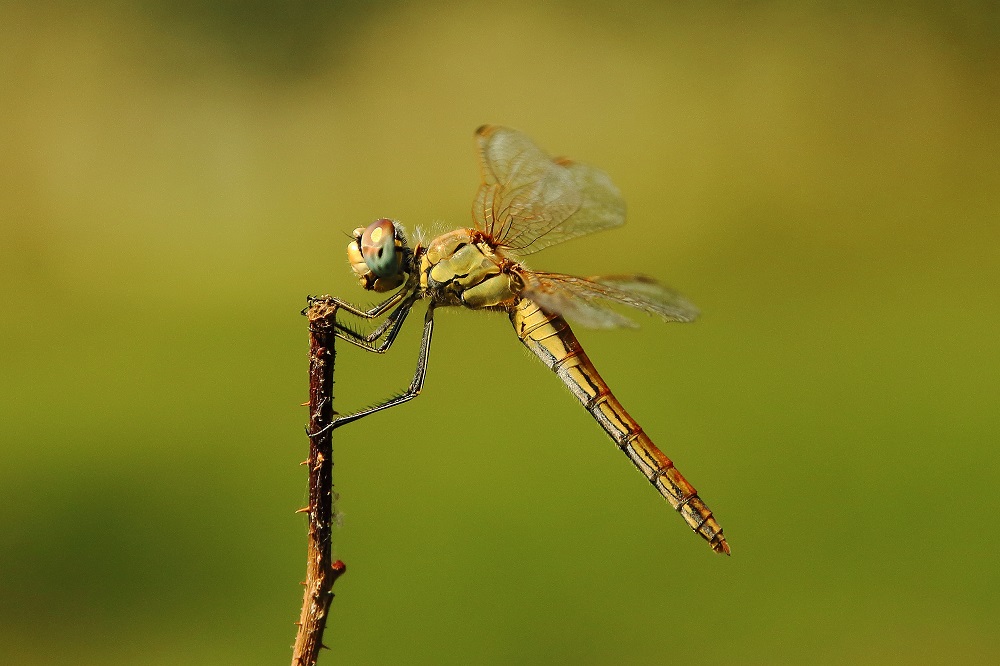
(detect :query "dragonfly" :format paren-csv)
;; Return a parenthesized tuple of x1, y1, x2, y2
(317, 125, 729, 555)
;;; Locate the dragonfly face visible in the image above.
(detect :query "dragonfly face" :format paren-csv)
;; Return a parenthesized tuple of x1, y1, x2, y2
(347, 218, 411, 292)
(328, 126, 729, 555)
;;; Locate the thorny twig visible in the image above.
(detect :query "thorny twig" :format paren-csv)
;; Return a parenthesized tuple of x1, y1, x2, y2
(292, 298, 346, 666)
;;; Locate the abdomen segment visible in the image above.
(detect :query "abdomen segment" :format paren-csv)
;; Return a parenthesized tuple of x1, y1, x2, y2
(510, 298, 730, 555)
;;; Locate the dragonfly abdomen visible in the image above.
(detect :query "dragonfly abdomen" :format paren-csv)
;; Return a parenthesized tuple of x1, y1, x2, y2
(510, 298, 730, 555)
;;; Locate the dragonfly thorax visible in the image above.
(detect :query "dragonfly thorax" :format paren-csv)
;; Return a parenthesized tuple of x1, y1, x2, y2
(419, 228, 519, 310)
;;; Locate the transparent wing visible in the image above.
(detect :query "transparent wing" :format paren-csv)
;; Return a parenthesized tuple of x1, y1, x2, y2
(472, 125, 626, 256)
(520, 271, 699, 329)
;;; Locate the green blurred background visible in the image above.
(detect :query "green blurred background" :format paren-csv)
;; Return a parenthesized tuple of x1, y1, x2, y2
(2, 1, 998, 664)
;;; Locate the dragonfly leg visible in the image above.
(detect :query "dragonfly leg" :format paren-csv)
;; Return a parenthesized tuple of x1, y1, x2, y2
(312, 304, 436, 435)
(332, 294, 418, 353)
(306, 289, 409, 319)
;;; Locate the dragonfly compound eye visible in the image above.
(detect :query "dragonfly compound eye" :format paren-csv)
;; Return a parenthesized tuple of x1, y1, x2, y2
(360, 218, 400, 279)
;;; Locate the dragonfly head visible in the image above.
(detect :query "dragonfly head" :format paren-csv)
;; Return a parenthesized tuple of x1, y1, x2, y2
(347, 218, 411, 292)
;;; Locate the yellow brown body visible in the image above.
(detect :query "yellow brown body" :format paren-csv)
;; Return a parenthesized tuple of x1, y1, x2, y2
(337, 126, 728, 555)
(402, 229, 730, 555)
(510, 298, 729, 554)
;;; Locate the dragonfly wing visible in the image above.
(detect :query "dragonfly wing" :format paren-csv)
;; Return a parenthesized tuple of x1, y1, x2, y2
(590, 274, 700, 322)
(472, 126, 625, 256)
(521, 271, 699, 329)
(522, 272, 638, 329)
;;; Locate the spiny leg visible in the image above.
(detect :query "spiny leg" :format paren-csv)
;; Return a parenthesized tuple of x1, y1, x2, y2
(333, 294, 418, 354)
(315, 303, 436, 434)
(306, 289, 409, 319)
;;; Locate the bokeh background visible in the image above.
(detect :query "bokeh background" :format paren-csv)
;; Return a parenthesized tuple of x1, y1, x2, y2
(2, 2, 998, 664)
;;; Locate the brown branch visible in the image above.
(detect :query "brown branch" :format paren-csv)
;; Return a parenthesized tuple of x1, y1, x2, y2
(292, 298, 346, 666)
